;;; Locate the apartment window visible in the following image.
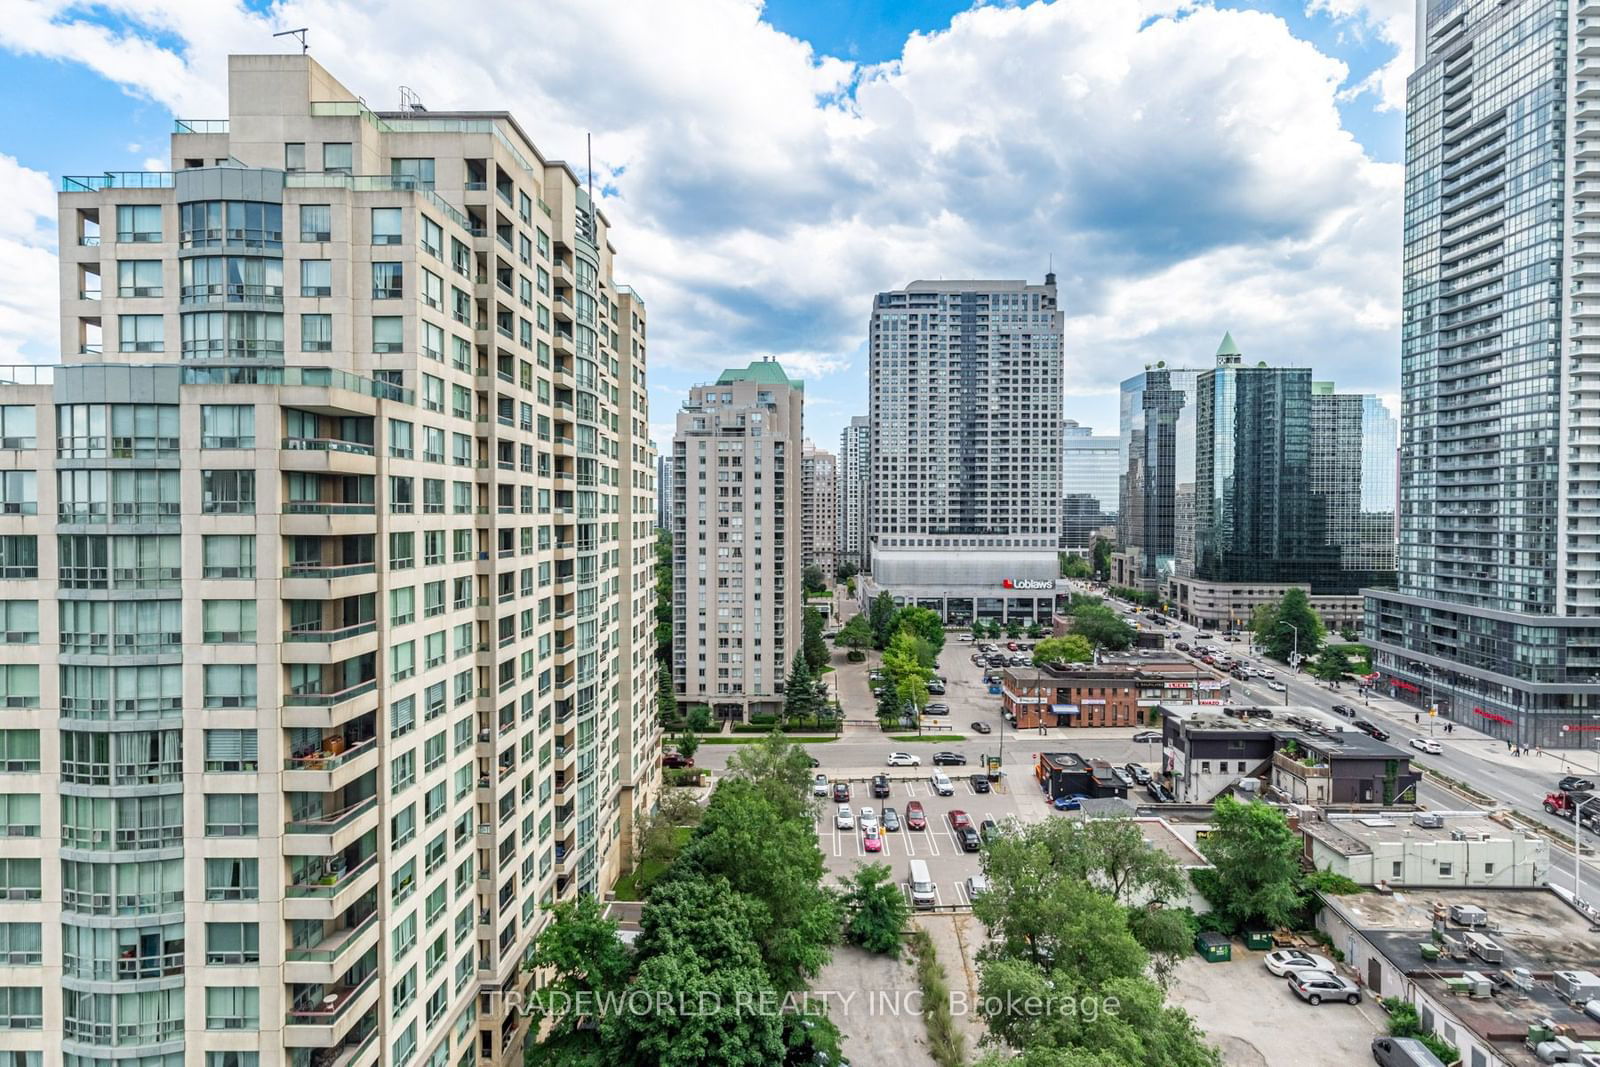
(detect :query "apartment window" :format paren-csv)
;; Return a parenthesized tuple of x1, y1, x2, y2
(1439, 862, 1453, 877)
(451, 385, 471, 420)
(0, 669, 37, 709)
(300, 204, 332, 242)
(0, 408, 34, 450)
(391, 801, 416, 846)
(201, 470, 255, 514)
(392, 695, 416, 740)
(424, 426, 444, 463)
(209, 1054, 259, 1067)
(118, 314, 164, 353)
(203, 729, 257, 773)
(393, 1020, 418, 1067)
(392, 856, 416, 902)
(373, 262, 403, 299)
(0, 603, 36, 644)
(203, 664, 257, 708)
(423, 479, 445, 516)
(301, 313, 333, 351)
(0, 538, 34, 579)
(205, 922, 259, 965)
(374, 315, 403, 352)
(300, 258, 331, 297)
(0, 795, 40, 837)
(419, 213, 443, 257)
(392, 640, 416, 682)
(421, 320, 444, 363)
(284, 142, 305, 171)
(322, 142, 352, 174)
(372, 208, 403, 245)
(0, 860, 39, 900)
(204, 986, 259, 1030)
(391, 586, 416, 627)
(393, 914, 418, 963)
(200, 405, 254, 448)
(118, 259, 163, 297)
(205, 857, 258, 901)
(392, 751, 416, 793)
(391, 532, 414, 570)
(393, 157, 435, 185)
(204, 794, 259, 836)
(422, 374, 444, 413)
(390, 418, 414, 458)
(0, 987, 42, 1029)
(202, 534, 255, 578)
(0, 924, 41, 965)
(116, 204, 162, 243)
(0, 474, 34, 516)
(390, 475, 414, 513)
(423, 731, 445, 773)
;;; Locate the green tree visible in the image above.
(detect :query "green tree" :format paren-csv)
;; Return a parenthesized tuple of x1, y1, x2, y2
(803, 563, 827, 596)
(1310, 643, 1353, 682)
(1060, 553, 1092, 579)
(1006, 618, 1024, 638)
(1055, 817, 1186, 906)
(783, 652, 817, 726)
(868, 592, 899, 649)
(673, 723, 701, 765)
(523, 895, 634, 1067)
(724, 729, 817, 823)
(1027, 620, 1045, 639)
(1191, 795, 1306, 931)
(802, 606, 829, 672)
(893, 605, 946, 656)
(1091, 536, 1113, 579)
(1258, 588, 1325, 664)
(835, 560, 859, 582)
(656, 661, 677, 725)
(1126, 905, 1200, 988)
(841, 861, 910, 956)
(685, 703, 712, 734)
(654, 532, 674, 662)
(664, 778, 839, 991)
(1249, 601, 1279, 648)
(1071, 602, 1135, 650)
(1033, 634, 1093, 666)
(835, 613, 873, 652)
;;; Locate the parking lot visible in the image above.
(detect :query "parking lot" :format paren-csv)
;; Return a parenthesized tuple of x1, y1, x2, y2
(815, 771, 1026, 907)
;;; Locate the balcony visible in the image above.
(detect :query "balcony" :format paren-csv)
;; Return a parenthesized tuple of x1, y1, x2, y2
(282, 621, 380, 664)
(284, 971, 381, 1048)
(291, 1017, 379, 1067)
(285, 850, 380, 921)
(281, 436, 377, 474)
(283, 794, 380, 856)
(284, 906, 381, 985)
(282, 679, 379, 730)
(283, 735, 380, 792)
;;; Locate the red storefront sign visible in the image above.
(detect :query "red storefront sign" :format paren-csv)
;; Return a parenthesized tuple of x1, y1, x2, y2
(1473, 707, 1512, 726)
(1388, 676, 1419, 693)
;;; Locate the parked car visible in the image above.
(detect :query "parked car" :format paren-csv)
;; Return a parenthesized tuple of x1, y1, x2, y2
(1053, 793, 1088, 811)
(1264, 948, 1335, 977)
(948, 810, 980, 851)
(1175, 642, 1190, 651)
(1132, 730, 1162, 743)
(882, 807, 900, 832)
(1145, 781, 1174, 803)
(859, 807, 878, 832)
(886, 752, 921, 767)
(932, 752, 967, 766)
(1288, 969, 1361, 1005)
(1111, 767, 1133, 788)
(1372, 1037, 1449, 1067)
(832, 781, 850, 803)
(662, 751, 694, 768)
(947, 809, 972, 830)
(925, 703, 951, 714)
(929, 772, 954, 796)
(863, 827, 882, 852)
(835, 805, 854, 830)
(966, 874, 991, 899)
(969, 773, 991, 794)
(1560, 775, 1597, 792)
(812, 773, 829, 797)
(1409, 737, 1442, 755)
(1007, 642, 1019, 651)
(905, 801, 927, 830)
(1330, 704, 1357, 718)
(1124, 762, 1151, 785)
(970, 721, 992, 734)
(927, 683, 946, 696)
(979, 818, 999, 844)
(871, 774, 890, 798)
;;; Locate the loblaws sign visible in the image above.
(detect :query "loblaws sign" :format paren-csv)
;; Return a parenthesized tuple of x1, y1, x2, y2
(1002, 579, 1055, 590)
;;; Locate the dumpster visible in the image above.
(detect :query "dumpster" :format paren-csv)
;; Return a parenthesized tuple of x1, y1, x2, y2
(1243, 929, 1273, 951)
(1195, 932, 1232, 963)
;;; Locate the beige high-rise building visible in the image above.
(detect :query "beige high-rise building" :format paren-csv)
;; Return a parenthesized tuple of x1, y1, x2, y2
(670, 361, 803, 722)
(0, 52, 659, 1067)
(800, 441, 836, 579)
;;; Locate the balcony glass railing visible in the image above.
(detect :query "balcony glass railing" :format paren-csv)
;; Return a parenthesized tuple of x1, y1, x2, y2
(286, 908, 378, 962)
(283, 437, 376, 456)
(284, 679, 378, 707)
(285, 968, 377, 1026)
(286, 854, 378, 898)
(284, 736, 378, 771)
(283, 562, 377, 579)
(284, 621, 378, 644)
(285, 795, 378, 835)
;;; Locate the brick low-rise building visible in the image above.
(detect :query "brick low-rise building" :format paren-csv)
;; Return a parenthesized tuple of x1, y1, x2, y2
(1000, 659, 1228, 729)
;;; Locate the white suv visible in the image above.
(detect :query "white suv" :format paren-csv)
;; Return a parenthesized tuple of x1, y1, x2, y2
(835, 805, 854, 830)
(886, 752, 921, 767)
(930, 772, 954, 796)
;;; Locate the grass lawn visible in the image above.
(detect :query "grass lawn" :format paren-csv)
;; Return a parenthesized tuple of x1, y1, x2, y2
(612, 826, 693, 901)
(699, 735, 839, 745)
(887, 734, 967, 743)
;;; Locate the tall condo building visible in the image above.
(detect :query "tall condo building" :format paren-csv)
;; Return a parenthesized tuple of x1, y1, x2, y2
(800, 441, 837, 579)
(836, 415, 870, 572)
(12, 53, 661, 1067)
(670, 361, 803, 721)
(1365, 0, 1594, 746)
(863, 276, 1065, 624)
(1059, 420, 1119, 553)
(1113, 363, 1203, 589)
(655, 448, 672, 531)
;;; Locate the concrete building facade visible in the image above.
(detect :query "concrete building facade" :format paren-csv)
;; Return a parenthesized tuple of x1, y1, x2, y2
(865, 276, 1063, 622)
(1060, 420, 1119, 553)
(836, 415, 869, 574)
(800, 441, 836, 579)
(14, 53, 662, 1067)
(1301, 812, 1548, 889)
(670, 361, 803, 721)
(655, 447, 671, 532)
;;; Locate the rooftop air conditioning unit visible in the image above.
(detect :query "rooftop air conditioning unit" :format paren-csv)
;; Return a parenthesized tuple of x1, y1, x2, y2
(1413, 812, 1446, 829)
(1449, 903, 1488, 927)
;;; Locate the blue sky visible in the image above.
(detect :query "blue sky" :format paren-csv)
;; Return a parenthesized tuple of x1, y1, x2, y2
(0, 0, 1411, 452)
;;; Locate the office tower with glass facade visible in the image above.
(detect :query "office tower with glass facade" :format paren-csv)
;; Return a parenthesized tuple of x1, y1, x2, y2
(1310, 386, 1398, 578)
(864, 277, 1064, 624)
(837, 415, 870, 573)
(801, 441, 837, 578)
(1113, 364, 1202, 588)
(3, 52, 661, 1067)
(1059, 420, 1119, 552)
(1365, 0, 1600, 745)
(670, 361, 803, 721)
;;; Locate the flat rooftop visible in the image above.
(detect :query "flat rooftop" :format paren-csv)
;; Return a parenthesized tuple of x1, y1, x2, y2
(1133, 817, 1210, 866)
(1327, 889, 1600, 1063)
(1306, 811, 1535, 856)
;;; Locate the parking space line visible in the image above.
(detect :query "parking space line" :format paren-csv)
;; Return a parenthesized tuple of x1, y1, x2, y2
(951, 881, 970, 907)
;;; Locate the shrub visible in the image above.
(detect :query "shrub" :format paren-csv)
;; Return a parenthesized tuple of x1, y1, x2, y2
(1304, 869, 1363, 895)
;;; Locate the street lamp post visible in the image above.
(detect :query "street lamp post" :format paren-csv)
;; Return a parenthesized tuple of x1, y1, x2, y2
(1279, 623, 1299, 706)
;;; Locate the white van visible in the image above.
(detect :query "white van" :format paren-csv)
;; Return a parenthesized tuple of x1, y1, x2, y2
(930, 772, 954, 796)
(908, 859, 937, 909)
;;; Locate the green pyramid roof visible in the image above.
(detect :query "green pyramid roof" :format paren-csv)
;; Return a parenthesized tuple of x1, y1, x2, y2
(716, 360, 804, 390)
(1216, 331, 1240, 358)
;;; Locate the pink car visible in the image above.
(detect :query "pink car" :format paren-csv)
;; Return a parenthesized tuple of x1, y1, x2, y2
(863, 828, 882, 852)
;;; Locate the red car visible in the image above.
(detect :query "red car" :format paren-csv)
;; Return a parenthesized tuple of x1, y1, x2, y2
(905, 801, 927, 830)
(947, 809, 972, 831)
(662, 751, 693, 768)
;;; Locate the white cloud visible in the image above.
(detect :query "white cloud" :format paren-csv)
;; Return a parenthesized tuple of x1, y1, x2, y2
(0, 0, 1404, 405)
(1308, 0, 1414, 112)
(0, 154, 59, 363)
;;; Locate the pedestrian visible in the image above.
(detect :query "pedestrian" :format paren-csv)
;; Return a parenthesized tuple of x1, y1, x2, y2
(1508, 739, 1513, 752)
(1414, 713, 1420, 724)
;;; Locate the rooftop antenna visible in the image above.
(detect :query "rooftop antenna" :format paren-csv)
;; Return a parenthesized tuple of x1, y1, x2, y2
(273, 28, 309, 54)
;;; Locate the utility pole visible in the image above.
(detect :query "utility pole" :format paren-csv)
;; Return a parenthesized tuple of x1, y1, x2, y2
(1280, 622, 1298, 706)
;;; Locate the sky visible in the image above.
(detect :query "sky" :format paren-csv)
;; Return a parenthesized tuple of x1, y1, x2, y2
(0, 0, 1414, 452)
